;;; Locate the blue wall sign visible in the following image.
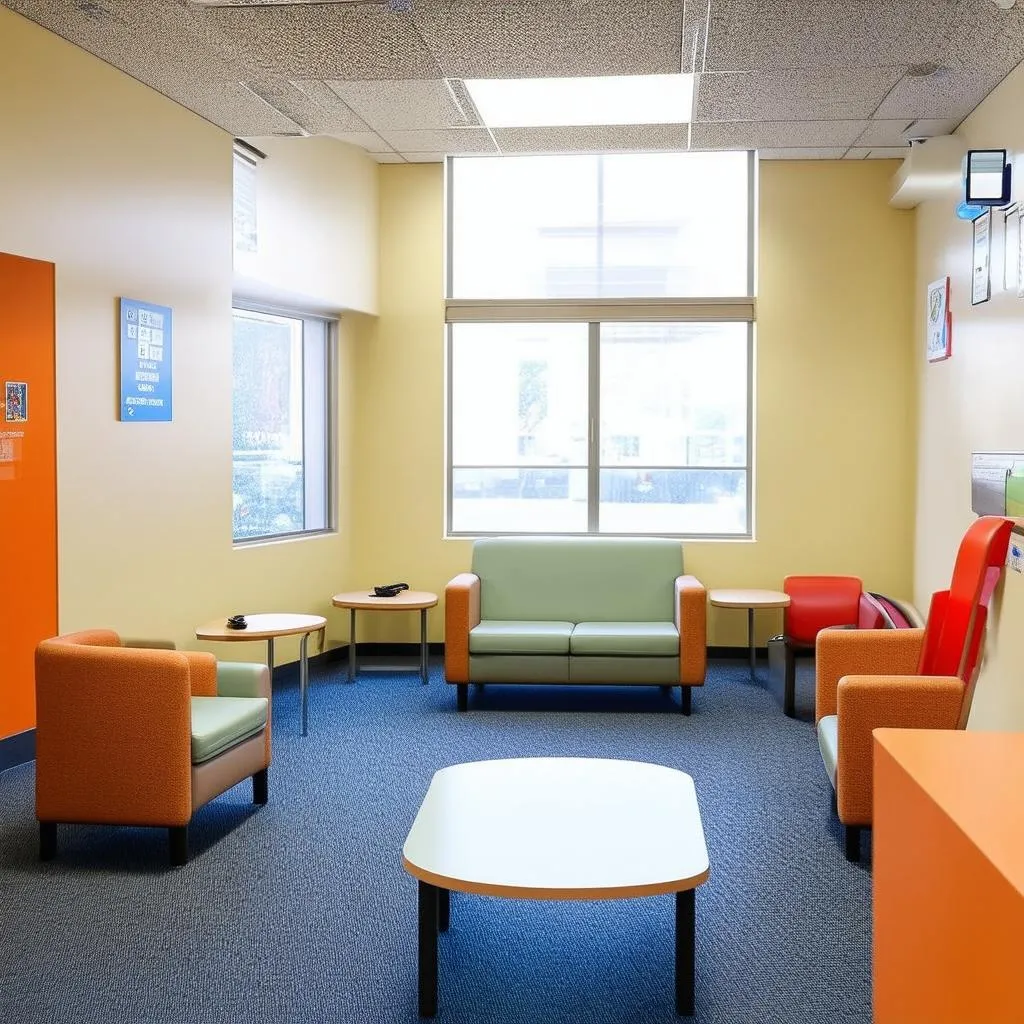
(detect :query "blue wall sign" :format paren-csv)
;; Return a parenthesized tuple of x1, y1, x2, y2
(120, 297, 172, 422)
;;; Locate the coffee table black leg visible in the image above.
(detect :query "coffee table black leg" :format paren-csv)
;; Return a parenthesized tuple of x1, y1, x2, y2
(675, 888, 695, 1016)
(438, 886, 450, 932)
(418, 880, 438, 1017)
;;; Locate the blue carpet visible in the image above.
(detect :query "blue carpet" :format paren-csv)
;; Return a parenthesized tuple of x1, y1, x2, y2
(0, 658, 870, 1024)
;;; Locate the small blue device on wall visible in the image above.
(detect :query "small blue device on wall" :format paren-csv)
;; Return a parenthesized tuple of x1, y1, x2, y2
(965, 149, 1012, 207)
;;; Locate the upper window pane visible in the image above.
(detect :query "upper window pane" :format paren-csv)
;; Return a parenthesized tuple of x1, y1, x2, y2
(450, 152, 750, 300)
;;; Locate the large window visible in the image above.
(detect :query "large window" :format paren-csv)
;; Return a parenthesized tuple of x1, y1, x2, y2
(232, 308, 332, 542)
(446, 152, 755, 538)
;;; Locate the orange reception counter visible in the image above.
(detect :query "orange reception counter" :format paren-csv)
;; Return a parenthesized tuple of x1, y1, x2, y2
(873, 729, 1024, 1023)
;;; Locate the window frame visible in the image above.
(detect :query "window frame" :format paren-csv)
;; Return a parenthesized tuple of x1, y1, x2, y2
(231, 302, 337, 546)
(443, 151, 757, 541)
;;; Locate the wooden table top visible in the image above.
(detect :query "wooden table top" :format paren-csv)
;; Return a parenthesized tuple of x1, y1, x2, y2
(332, 590, 438, 611)
(708, 589, 791, 609)
(402, 757, 709, 900)
(195, 612, 327, 641)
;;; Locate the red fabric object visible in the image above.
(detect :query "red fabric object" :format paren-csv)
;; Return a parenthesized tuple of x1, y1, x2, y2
(783, 575, 863, 647)
(917, 519, 1013, 682)
(858, 593, 887, 630)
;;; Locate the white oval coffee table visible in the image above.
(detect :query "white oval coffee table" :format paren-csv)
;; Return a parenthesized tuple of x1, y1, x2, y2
(402, 757, 710, 1017)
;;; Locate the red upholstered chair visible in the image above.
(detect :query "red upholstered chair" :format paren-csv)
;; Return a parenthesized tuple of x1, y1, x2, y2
(781, 575, 864, 718)
(815, 515, 1013, 861)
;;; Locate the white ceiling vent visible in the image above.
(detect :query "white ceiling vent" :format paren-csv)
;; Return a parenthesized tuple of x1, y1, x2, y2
(889, 135, 968, 209)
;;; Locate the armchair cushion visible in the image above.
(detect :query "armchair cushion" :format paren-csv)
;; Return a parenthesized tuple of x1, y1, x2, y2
(190, 696, 268, 765)
(470, 621, 574, 655)
(570, 621, 679, 656)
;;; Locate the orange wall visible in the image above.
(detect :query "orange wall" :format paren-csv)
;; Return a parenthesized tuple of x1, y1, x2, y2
(0, 252, 57, 738)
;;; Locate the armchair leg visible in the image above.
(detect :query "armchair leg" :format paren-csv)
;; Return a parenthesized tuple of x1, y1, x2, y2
(830, 788, 838, 817)
(253, 768, 268, 805)
(844, 825, 861, 863)
(169, 826, 189, 867)
(680, 686, 692, 716)
(783, 644, 797, 718)
(456, 684, 468, 712)
(39, 821, 57, 861)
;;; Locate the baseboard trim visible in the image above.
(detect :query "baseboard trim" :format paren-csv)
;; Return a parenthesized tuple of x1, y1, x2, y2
(0, 728, 36, 773)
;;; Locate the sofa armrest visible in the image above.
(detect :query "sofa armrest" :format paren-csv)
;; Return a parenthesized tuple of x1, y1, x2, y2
(35, 645, 194, 825)
(834, 674, 963, 826)
(675, 575, 707, 686)
(815, 627, 924, 722)
(445, 573, 481, 683)
(217, 661, 271, 700)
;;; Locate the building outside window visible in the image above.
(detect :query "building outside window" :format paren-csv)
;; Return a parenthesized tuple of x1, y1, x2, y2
(231, 307, 332, 542)
(446, 151, 755, 538)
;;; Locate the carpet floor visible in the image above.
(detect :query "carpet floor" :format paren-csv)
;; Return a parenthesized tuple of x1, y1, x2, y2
(0, 656, 870, 1024)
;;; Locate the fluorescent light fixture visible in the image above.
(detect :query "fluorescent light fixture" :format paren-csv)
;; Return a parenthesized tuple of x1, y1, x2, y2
(463, 74, 693, 128)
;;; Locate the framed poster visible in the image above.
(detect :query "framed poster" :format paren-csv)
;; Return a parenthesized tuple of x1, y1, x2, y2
(119, 297, 172, 422)
(926, 277, 951, 362)
(972, 209, 992, 305)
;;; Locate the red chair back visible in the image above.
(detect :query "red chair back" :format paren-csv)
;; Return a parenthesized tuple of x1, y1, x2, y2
(783, 575, 863, 647)
(918, 517, 1013, 682)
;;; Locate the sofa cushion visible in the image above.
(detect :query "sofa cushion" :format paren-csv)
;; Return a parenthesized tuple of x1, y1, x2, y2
(817, 715, 838, 788)
(190, 696, 268, 765)
(472, 537, 682, 623)
(469, 620, 574, 655)
(570, 622, 679, 656)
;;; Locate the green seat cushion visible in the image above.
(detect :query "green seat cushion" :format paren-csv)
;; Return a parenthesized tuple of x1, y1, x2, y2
(190, 695, 268, 765)
(570, 621, 679, 656)
(818, 714, 838, 788)
(469, 620, 574, 655)
(472, 537, 682, 622)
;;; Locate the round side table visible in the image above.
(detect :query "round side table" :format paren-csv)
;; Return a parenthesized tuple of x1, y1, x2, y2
(708, 589, 791, 676)
(195, 612, 327, 737)
(331, 590, 439, 685)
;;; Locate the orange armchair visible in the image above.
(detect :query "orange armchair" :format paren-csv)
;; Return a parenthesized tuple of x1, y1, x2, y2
(35, 629, 271, 866)
(815, 516, 1013, 861)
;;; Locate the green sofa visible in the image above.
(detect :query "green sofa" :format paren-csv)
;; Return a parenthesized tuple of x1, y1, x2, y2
(444, 537, 707, 713)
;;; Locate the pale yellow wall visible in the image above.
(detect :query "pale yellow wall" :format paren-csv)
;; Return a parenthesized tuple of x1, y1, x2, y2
(914, 60, 1024, 729)
(234, 135, 378, 316)
(0, 7, 369, 666)
(350, 160, 917, 647)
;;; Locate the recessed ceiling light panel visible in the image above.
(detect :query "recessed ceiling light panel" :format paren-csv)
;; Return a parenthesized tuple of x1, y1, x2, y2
(463, 74, 694, 129)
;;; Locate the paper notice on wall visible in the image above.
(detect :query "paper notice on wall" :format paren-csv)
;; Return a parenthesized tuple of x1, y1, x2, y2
(0, 430, 23, 481)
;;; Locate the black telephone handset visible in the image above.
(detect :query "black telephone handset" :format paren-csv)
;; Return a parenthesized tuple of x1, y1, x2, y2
(373, 582, 410, 598)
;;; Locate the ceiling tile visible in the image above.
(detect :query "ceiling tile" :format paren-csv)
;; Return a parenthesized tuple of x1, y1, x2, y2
(413, 0, 683, 79)
(845, 147, 909, 160)
(291, 80, 370, 131)
(326, 79, 472, 131)
(875, 68, 1009, 123)
(696, 68, 903, 122)
(402, 153, 447, 163)
(201, 4, 443, 79)
(243, 78, 371, 134)
(691, 120, 868, 150)
(854, 118, 956, 147)
(179, 81, 305, 136)
(493, 124, 689, 154)
(376, 127, 498, 154)
(702, 0, 964, 72)
(325, 131, 396, 154)
(757, 148, 848, 160)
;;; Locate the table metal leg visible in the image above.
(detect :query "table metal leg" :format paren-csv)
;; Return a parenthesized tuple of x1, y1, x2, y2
(438, 887, 450, 932)
(267, 637, 275, 685)
(299, 632, 310, 737)
(348, 608, 357, 683)
(418, 881, 439, 1017)
(420, 608, 429, 685)
(747, 607, 756, 675)
(675, 888, 695, 1016)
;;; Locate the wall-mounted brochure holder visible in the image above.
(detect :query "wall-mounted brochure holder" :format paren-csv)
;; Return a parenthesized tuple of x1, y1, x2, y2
(972, 452, 1024, 516)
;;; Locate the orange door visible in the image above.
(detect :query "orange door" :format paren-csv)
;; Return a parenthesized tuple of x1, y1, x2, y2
(0, 251, 57, 739)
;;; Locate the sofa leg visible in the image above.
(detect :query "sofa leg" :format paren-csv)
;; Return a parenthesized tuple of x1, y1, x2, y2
(660, 685, 672, 695)
(456, 684, 468, 712)
(783, 644, 797, 718)
(169, 826, 189, 867)
(253, 768, 268, 805)
(830, 788, 838, 817)
(680, 687, 691, 716)
(844, 825, 861, 863)
(39, 821, 57, 861)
